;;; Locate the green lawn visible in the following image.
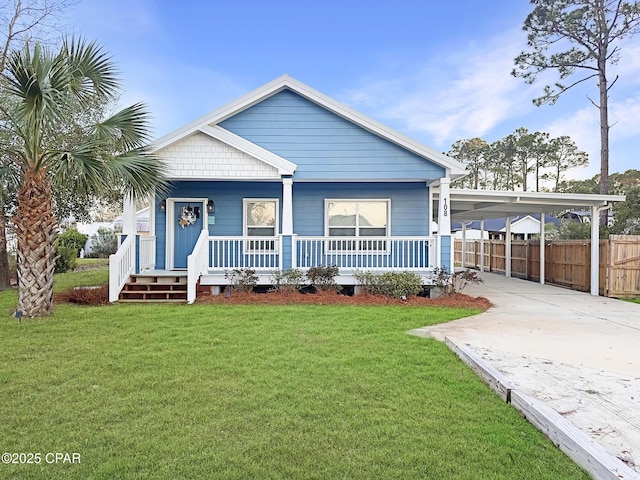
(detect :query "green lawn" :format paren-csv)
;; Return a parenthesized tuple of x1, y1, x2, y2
(0, 272, 588, 479)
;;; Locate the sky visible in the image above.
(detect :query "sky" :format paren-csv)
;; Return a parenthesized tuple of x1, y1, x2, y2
(65, 0, 640, 182)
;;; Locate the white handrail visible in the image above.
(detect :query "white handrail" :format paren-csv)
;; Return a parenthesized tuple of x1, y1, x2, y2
(109, 235, 136, 302)
(187, 230, 210, 304)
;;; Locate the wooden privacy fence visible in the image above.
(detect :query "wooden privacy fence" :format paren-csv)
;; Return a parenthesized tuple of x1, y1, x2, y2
(454, 235, 640, 298)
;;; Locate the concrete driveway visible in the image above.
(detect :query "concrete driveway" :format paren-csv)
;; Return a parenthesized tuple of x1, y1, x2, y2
(410, 272, 640, 471)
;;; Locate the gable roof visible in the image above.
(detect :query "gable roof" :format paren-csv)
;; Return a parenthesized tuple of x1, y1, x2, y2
(152, 74, 466, 179)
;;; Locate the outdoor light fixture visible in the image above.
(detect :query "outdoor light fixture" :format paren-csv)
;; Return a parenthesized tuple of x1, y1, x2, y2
(207, 200, 215, 213)
(160, 199, 166, 212)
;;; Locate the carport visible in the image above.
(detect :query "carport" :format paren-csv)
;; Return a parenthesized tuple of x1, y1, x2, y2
(432, 186, 626, 296)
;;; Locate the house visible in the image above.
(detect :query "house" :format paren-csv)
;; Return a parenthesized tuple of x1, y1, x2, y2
(109, 75, 466, 302)
(113, 207, 151, 235)
(452, 214, 561, 241)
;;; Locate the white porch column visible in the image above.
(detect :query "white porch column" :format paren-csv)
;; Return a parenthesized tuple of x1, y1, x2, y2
(505, 216, 512, 278)
(590, 205, 601, 296)
(282, 177, 293, 235)
(479, 219, 485, 272)
(437, 178, 451, 235)
(122, 193, 137, 235)
(539, 212, 545, 285)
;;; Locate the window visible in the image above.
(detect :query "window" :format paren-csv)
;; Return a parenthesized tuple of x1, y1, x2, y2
(244, 199, 278, 251)
(326, 200, 389, 251)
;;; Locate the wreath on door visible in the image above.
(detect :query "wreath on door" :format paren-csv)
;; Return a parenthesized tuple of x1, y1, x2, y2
(179, 206, 197, 229)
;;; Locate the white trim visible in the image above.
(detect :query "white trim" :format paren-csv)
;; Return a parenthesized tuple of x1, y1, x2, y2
(282, 178, 293, 235)
(446, 189, 625, 221)
(150, 74, 466, 179)
(165, 197, 208, 270)
(122, 194, 136, 235)
(243, 198, 280, 252)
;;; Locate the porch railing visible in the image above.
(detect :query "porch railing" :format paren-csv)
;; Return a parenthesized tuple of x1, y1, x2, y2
(139, 236, 156, 271)
(294, 236, 436, 271)
(207, 236, 281, 271)
(109, 234, 136, 302)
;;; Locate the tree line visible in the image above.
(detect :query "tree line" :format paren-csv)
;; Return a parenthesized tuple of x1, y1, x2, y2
(448, 128, 588, 192)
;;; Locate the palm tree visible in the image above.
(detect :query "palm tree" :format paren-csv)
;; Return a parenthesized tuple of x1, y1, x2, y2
(1, 38, 166, 317)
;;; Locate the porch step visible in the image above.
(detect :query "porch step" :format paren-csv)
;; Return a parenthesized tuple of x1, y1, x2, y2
(119, 274, 188, 303)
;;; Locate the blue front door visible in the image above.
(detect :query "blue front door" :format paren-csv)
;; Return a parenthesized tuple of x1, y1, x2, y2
(173, 202, 204, 269)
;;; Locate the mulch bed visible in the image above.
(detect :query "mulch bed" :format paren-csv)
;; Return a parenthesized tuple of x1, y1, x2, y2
(54, 286, 492, 310)
(196, 290, 492, 310)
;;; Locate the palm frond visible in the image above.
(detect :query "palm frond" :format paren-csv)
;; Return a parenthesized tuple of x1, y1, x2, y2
(105, 149, 169, 199)
(64, 37, 120, 103)
(94, 103, 153, 152)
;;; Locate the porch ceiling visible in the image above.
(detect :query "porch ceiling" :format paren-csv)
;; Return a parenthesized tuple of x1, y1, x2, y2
(438, 189, 626, 221)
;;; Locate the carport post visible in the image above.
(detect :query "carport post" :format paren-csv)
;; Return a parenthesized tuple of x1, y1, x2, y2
(505, 216, 511, 278)
(461, 222, 467, 268)
(539, 212, 545, 285)
(590, 205, 606, 296)
(480, 219, 485, 272)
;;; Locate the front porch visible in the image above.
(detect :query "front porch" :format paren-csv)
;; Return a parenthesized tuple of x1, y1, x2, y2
(109, 233, 445, 303)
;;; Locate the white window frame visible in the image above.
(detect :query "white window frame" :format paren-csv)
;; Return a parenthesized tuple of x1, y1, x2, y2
(324, 199, 391, 253)
(243, 198, 279, 252)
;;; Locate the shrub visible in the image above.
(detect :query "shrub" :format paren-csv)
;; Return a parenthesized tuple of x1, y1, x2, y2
(306, 265, 341, 292)
(56, 228, 89, 256)
(377, 271, 423, 298)
(87, 227, 118, 258)
(271, 268, 305, 293)
(430, 267, 484, 295)
(225, 268, 258, 293)
(432, 267, 452, 292)
(55, 245, 78, 273)
(452, 269, 484, 294)
(353, 270, 381, 295)
(355, 270, 422, 298)
(54, 228, 89, 273)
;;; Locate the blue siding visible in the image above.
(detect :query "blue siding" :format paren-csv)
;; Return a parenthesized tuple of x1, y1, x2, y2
(292, 182, 430, 236)
(440, 235, 452, 272)
(219, 90, 445, 181)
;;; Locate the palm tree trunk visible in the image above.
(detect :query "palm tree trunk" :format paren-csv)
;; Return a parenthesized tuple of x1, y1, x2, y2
(14, 169, 57, 317)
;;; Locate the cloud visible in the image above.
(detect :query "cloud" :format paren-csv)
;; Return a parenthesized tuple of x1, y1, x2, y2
(545, 95, 640, 178)
(344, 30, 538, 147)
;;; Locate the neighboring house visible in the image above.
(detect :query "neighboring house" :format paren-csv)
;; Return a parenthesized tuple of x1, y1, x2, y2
(113, 207, 151, 236)
(77, 222, 115, 255)
(558, 210, 591, 223)
(110, 75, 467, 302)
(452, 214, 561, 241)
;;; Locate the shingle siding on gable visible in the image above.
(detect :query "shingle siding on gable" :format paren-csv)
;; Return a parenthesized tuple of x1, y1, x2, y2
(157, 132, 280, 179)
(219, 90, 446, 181)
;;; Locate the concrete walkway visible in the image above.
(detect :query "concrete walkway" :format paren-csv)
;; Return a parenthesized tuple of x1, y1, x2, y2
(410, 272, 640, 471)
